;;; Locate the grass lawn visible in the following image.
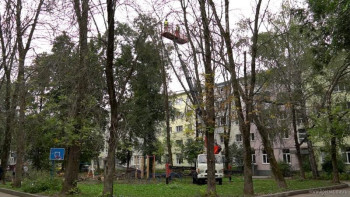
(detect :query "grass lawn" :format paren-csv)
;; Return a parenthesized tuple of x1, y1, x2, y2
(0, 177, 338, 197)
(76, 177, 335, 197)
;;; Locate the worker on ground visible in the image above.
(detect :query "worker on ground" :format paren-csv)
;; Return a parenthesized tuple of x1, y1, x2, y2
(164, 18, 168, 32)
(0, 165, 3, 181)
(175, 24, 180, 37)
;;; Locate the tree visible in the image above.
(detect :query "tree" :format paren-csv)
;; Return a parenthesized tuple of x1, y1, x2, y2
(0, 0, 17, 184)
(207, 0, 266, 193)
(13, 0, 44, 187)
(183, 139, 204, 165)
(198, 0, 217, 194)
(307, 0, 350, 183)
(61, 0, 91, 193)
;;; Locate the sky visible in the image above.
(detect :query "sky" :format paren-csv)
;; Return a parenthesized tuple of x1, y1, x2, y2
(16, 0, 295, 92)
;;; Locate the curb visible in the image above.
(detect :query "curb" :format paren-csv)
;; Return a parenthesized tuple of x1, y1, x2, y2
(0, 188, 47, 197)
(258, 183, 349, 197)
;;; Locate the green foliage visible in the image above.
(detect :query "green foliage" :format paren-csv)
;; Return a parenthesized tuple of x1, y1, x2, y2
(121, 15, 166, 156)
(182, 139, 204, 164)
(67, 186, 81, 195)
(309, 104, 350, 146)
(340, 173, 350, 180)
(321, 155, 345, 174)
(229, 143, 244, 166)
(26, 33, 107, 169)
(308, 0, 350, 50)
(22, 173, 62, 194)
(277, 161, 292, 177)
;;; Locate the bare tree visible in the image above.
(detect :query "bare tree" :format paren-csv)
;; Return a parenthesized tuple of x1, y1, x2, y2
(207, 0, 266, 194)
(0, 0, 17, 184)
(103, 0, 118, 195)
(13, 0, 44, 187)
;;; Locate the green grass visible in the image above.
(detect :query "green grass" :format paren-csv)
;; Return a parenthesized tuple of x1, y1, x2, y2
(75, 177, 335, 197)
(0, 177, 337, 197)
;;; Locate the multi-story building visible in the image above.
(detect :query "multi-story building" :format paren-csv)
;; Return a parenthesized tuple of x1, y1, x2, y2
(98, 79, 349, 176)
(155, 80, 349, 176)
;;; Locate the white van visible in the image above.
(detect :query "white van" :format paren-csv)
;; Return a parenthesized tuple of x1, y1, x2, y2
(193, 154, 224, 185)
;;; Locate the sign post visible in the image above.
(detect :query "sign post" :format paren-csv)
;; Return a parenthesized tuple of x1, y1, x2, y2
(49, 148, 65, 178)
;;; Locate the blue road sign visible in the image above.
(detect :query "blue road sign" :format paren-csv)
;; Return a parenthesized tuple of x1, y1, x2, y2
(50, 148, 65, 160)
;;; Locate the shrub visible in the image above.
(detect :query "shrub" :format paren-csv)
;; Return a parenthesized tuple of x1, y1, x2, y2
(277, 161, 292, 177)
(321, 157, 345, 174)
(340, 173, 350, 180)
(22, 171, 62, 194)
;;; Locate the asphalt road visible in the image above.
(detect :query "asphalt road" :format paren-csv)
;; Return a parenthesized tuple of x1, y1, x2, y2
(0, 192, 18, 197)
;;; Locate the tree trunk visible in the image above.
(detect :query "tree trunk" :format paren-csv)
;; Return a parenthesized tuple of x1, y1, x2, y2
(254, 116, 287, 188)
(12, 0, 44, 187)
(161, 54, 172, 166)
(307, 140, 319, 178)
(62, 145, 81, 193)
(103, 128, 116, 196)
(300, 100, 319, 178)
(13, 53, 26, 188)
(103, 0, 118, 196)
(330, 136, 340, 183)
(0, 58, 13, 184)
(0, 5, 17, 183)
(13, 57, 26, 187)
(199, 0, 216, 194)
(223, 110, 231, 170)
(291, 105, 305, 179)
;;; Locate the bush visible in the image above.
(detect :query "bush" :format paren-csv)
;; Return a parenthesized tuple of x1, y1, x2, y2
(22, 171, 62, 194)
(340, 173, 350, 180)
(277, 161, 292, 177)
(321, 157, 345, 174)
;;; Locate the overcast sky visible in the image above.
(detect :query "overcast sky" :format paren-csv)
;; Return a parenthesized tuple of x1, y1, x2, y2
(26, 0, 303, 92)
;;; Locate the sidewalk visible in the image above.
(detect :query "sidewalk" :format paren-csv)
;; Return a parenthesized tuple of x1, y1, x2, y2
(258, 182, 350, 197)
(0, 188, 47, 197)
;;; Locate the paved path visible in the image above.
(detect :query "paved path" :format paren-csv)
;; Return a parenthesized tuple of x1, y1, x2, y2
(0, 191, 18, 197)
(293, 182, 350, 197)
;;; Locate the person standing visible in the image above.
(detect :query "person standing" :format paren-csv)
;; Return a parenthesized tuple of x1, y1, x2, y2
(175, 24, 180, 37)
(164, 18, 168, 32)
(0, 165, 3, 180)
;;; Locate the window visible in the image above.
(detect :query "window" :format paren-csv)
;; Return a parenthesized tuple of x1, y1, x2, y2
(262, 150, 269, 164)
(175, 99, 183, 105)
(176, 154, 183, 164)
(298, 129, 307, 143)
(252, 152, 256, 164)
(250, 133, 255, 141)
(320, 151, 326, 164)
(176, 125, 183, 132)
(220, 116, 226, 126)
(345, 148, 350, 164)
(220, 134, 224, 143)
(176, 140, 183, 147)
(236, 134, 242, 142)
(334, 83, 348, 92)
(297, 118, 303, 125)
(283, 149, 291, 164)
(175, 112, 184, 119)
(282, 131, 289, 139)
